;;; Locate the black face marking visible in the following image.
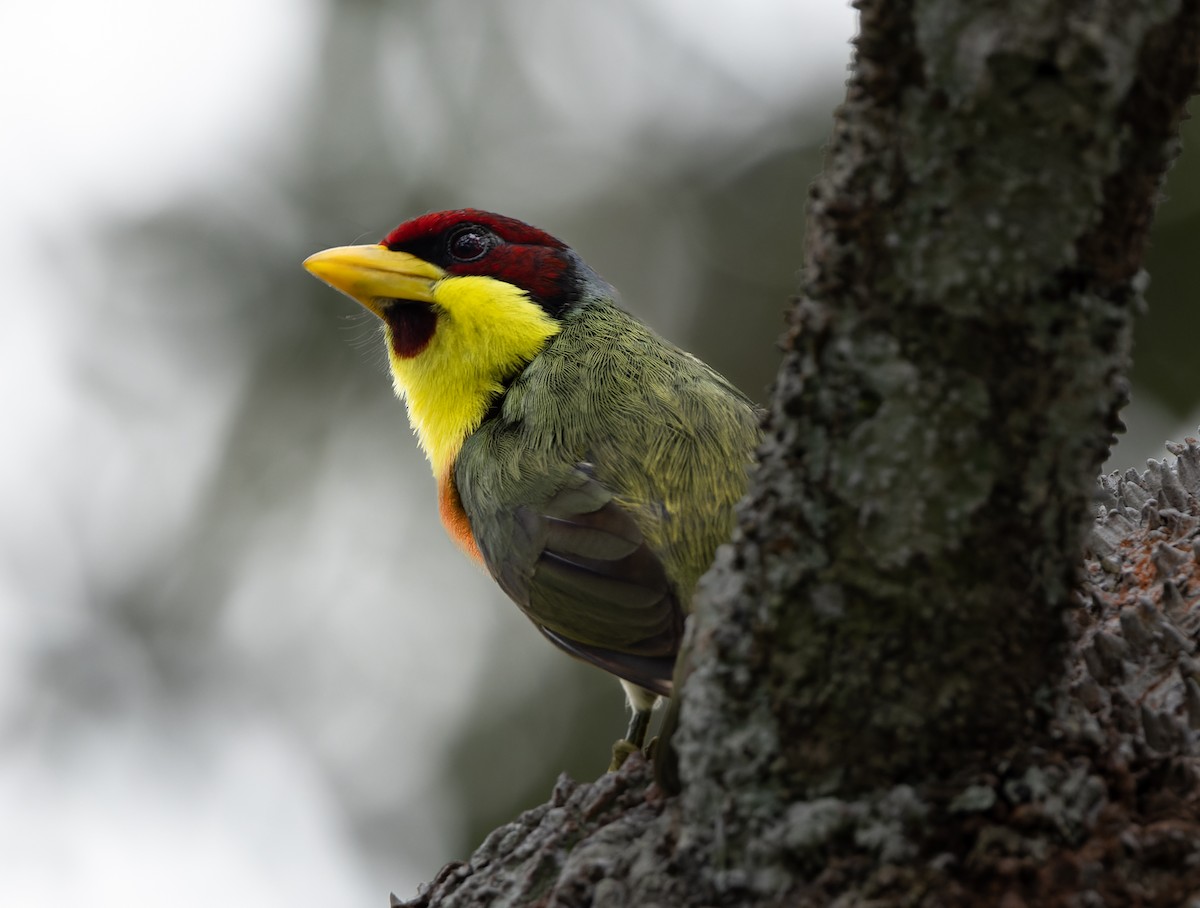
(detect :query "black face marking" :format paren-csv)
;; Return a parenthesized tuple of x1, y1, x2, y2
(382, 300, 438, 359)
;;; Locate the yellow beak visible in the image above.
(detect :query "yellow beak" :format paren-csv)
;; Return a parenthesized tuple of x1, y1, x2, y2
(302, 244, 447, 318)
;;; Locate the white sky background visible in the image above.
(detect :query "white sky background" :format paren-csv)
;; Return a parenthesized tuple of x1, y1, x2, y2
(0, 2, 862, 906)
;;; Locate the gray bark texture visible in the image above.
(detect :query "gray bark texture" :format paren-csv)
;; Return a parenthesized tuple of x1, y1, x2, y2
(395, 1, 1200, 905)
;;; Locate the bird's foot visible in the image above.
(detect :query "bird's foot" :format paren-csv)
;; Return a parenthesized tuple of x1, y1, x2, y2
(608, 734, 661, 772)
(608, 738, 641, 772)
(643, 735, 659, 762)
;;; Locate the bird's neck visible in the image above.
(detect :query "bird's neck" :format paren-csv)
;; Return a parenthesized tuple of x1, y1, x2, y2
(387, 275, 562, 476)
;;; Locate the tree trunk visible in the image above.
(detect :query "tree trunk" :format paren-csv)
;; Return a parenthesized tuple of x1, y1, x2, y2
(395, 2, 1200, 905)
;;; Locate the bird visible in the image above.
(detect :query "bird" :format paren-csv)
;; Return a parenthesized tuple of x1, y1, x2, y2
(303, 209, 760, 769)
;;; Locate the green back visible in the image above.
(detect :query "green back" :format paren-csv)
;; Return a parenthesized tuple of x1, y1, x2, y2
(454, 299, 761, 692)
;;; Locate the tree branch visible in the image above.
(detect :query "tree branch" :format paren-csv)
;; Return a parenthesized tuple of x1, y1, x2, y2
(679, 0, 1199, 800)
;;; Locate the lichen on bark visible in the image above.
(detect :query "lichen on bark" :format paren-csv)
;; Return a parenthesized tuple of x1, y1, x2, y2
(677, 0, 1196, 804)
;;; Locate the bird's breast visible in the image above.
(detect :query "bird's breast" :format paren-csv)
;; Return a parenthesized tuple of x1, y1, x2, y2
(437, 466, 483, 563)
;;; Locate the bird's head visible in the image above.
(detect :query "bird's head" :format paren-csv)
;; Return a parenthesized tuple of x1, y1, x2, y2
(303, 209, 609, 475)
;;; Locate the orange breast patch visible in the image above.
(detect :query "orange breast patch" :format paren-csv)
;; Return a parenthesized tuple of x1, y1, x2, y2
(437, 468, 483, 564)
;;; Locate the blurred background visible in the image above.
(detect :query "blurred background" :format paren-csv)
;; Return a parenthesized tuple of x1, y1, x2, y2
(0, 1, 1195, 904)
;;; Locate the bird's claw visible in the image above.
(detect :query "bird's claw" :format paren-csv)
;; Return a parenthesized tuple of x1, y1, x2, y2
(608, 734, 661, 772)
(608, 738, 640, 772)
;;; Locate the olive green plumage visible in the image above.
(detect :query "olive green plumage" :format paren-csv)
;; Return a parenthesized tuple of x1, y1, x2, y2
(454, 297, 761, 697)
(303, 209, 763, 759)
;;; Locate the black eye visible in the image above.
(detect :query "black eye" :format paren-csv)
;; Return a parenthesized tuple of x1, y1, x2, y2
(447, 226, 491, 262)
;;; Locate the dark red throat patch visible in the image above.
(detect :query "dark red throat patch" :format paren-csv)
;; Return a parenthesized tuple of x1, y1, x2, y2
(382, 301, 437, 358)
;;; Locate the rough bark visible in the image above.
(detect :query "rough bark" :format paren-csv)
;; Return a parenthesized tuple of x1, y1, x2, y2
(394, 1, 1200, 905)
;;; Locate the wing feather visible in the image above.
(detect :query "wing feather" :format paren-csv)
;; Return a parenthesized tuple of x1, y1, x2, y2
(451, 300, 761, 699)
(481, 468, 683, 694)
